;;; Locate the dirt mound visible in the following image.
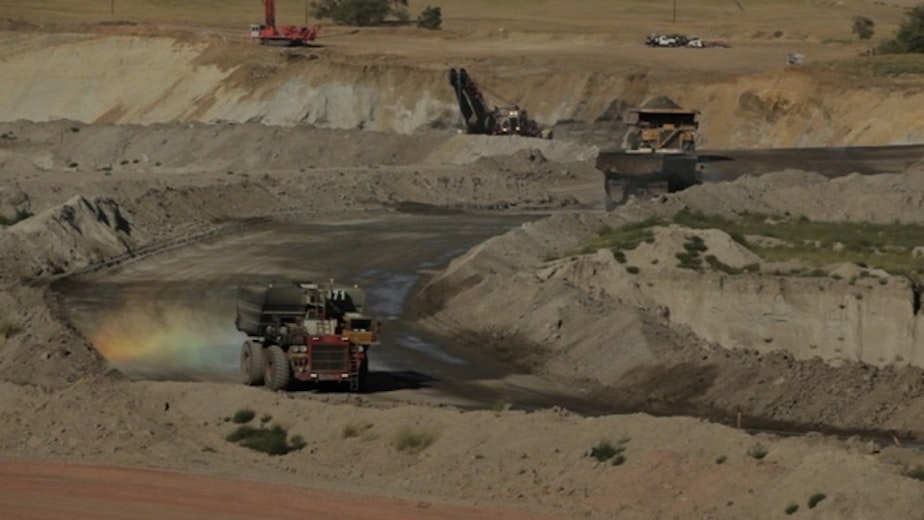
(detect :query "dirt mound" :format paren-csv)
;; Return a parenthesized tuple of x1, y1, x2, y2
(2, 195, 133, 277)
(641, 96, 683, 109)
(0, 185, 30, 222)
(413, 161, 924, 436)
(424, 134, 597, 166)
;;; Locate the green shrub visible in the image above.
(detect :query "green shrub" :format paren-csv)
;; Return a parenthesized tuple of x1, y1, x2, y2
(588, 437, 629, 465)
(226, 424, 306, 456)
(625, 265, 640, 274)
(747, 443, 768, 460)
(715, 454, 727, 464)
(676, 251, 703, 270)
(393, 426, 436, 453)
(290, 434, 307, 450)
(311, 0, 408, 26)
(417, 5, 442, 29)
(785, 502, 799, 515)
(852, 15, 875, 40)
(0, 318, 22, 339)
(260, 413, 272, 424)
(311, 0, 388, 26)
(879, 5, 924, 53)
(232, 409, 256, 424)
(807, 492, 827, 509)
(904, 465, 924, 480)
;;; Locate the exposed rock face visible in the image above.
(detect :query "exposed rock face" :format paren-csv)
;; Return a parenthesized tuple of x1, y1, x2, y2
(2, 195, 133, 277)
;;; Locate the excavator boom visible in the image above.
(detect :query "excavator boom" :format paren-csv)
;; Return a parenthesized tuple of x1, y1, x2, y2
(448, 68, 549, 138)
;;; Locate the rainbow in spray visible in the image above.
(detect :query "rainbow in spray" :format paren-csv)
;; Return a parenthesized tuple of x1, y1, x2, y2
(91, 297, 244, 381)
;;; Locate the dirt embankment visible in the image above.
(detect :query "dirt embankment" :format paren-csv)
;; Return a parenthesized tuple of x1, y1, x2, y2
(3, 31, 924, 148)
(413, 166, 924, 437)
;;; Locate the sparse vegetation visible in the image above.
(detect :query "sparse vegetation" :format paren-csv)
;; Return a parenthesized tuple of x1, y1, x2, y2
(816, 54, 924, 76)
(878, 4, 924, 54)
(417, 5, 442, 29)
(0, 209, 33, 227)
(0, 318, 23, 339)
(904, 465, 924, 480)
(231, 409, 256, 424)
(392, 426, 436, 453)
(260, 413, 272, 425)
(576, 209, 924, 282)
(588, 437, 629, 466)
(747, 442, 768, 460)
(676, 235, 707, 271)
(311, 0, 411, 26)
(852, 15, 875, 40)
(807, 492, 827, 508)
(492, 399, 512, 415)
(225, 424, 306, 456)
(342, 421, 375, 439)
(572, 217, 660, 256)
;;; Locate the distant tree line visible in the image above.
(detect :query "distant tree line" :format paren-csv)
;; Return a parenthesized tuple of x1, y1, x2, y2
(310, 0, 441, 29)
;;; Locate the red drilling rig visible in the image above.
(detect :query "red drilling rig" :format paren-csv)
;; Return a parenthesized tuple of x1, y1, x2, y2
(250, 0, 319, 46)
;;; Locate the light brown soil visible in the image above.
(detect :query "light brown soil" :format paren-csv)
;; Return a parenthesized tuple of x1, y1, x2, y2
(4, 2, 924, 519)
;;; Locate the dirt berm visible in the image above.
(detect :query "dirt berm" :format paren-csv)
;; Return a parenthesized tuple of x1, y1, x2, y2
(414, 167, 924, 437)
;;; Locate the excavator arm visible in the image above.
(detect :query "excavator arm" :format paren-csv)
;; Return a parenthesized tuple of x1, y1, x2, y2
(449, 68, 492, 134)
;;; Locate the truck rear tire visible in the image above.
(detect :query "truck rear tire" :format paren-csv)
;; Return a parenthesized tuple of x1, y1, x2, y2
(354, 358, 369, 393)
(240, 340, 265, 386)
(264, 345, 291, 391)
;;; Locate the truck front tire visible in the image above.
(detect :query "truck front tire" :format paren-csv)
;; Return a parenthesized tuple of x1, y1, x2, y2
(264, 345, 292, 391)
(240, 340, 265, 386)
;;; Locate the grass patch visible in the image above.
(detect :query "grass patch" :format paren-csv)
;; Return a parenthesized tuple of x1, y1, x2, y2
(342, 421, 375, 439)
(392, 426, 436, 454)
(0, 318, 22, 339)
(814, 54, 924, 77)
(492, 399, 512, 415)
(571, 218, 661, 256)
(807, 492, 826, 509)
(588, 437, 629, 466)
(226, 424, 306, 456)
(904, 465, 924, 480)
(231, 409, 256, 424)
(573, 209, 924, 281)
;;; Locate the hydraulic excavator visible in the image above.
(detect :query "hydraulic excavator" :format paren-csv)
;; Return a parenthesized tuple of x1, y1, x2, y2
(250, 0, 319, 46)
(448, 68, 550, 139)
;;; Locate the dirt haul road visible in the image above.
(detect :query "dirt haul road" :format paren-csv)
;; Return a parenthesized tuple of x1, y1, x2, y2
(5, 1, 924, 518)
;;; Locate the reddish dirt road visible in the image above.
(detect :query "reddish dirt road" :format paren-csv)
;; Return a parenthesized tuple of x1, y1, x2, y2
(0, 461, 565, 520)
